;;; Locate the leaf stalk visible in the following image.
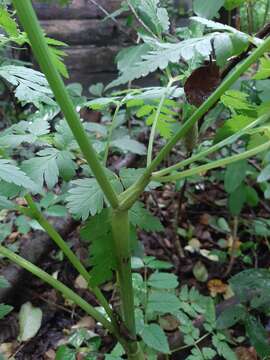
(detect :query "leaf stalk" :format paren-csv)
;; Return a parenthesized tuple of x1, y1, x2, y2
(23, 194, 116, 323)
(153, 141, 270, 182)
(119, 35, 270, 209)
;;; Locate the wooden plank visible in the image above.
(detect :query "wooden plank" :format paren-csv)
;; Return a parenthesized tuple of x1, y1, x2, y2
(34, 0, 122, 20)
(40, 19, 128, 45)
(66, 71, 157, 91)
(64, 45, 119, 73)
(66, 71, 117, 89)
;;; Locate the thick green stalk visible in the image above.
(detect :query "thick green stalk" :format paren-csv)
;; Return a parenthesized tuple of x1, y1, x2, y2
(111, 210, 144, 359)
(12, 0, 119, 209)
(153, 140, 270, 182)
(23, 194, 115, 322)
(0, 245, 113, 332)
(153, 113, 270, 177)
(119, 35, 270, 209)
(111, 210, 135, 332)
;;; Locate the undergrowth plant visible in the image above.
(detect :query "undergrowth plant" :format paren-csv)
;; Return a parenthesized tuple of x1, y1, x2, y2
(0, 0, 270, 358)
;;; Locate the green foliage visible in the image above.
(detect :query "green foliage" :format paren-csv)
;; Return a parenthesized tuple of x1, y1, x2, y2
(0, 275, 10, 288)
(141, 323, 170, 354)
(147, 291, 181, 313)
(128, 0, 170, 36)
(66, 172, 122, 221)
(212, 334, 237, 360)
(229, 268, 270, 308)
(108, 34, 229, 88)
(0, 2, 68, 79)
(245, 316, 270, 357)
(80, 201, 163, 286)
(147, 272, 178, 289)
(216, 304, 247, 329)
(0, 6, 19, 37)
(55, 328, 101, 360)
(224, 0, 247, 10)
(22, 148, 76, 190)
(0, 276, 12, 321)
(80, 208, 116, 286)
(129, 201, 164, 232)
(253, 57, 270, 80)
(224, 160, 248, 193)
(1, 1, 270, 358)
(193, 0, 225, 20)
(0, 65, 54, 106)
(0, 303, 13, 320)
(0, 158, 37, 190)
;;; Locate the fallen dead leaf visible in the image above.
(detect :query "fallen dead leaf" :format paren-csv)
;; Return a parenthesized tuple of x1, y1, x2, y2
(8, 231, 20, 242)
(74, 275, 88, 290)
(200, 249, 219, 262)
(159, 315, 180, 332)
(207, 279, 228, 297)
(227, 235, 242, 252)
(199, 213, 210, 226)
(185, 238, 201, 253)
(15, 198, 27, 206)
(45, 349, 56, 360)
(223, 285, 235, 300)
(0, 342, 15, 358)
(235, 346, 257, 360)
(72, 316, 96, 330)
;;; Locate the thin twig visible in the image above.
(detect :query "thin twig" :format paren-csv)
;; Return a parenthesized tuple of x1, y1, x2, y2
(87, 0, 134, 41)
(224, 216, 239, 277)
(126, 0, 160, 40)
(88, 0, 120, 25)
(263, 0, 270, 25)
(171, 333, 210, 353)
(174, 180, 187, 259)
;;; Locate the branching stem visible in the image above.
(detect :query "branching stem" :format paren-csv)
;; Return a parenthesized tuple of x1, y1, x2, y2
(153, 113, 270, 178)
(119, 35, 270, 209)
(0, 245, 114, 333)
(153, 141, 270, 182)
(12, 0, 119, 209)
(22, 194, 115, 324)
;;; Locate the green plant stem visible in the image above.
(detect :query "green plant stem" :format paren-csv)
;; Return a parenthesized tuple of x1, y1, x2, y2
(153, 140, 270, 182)
(0, 245, 114, 333)
(147, 77, 182, 167)
(111, 209, 144, 359)
(22, 194, 115, 322)
(126, 0, 159, 40)
(171, 333, 210, 353)
(119, 35, 270, 209)
(104, 102, 121, 165)
(111, 209, 135, 332)
(147, 91, 167, 166)
(153, 113, 270, 178)
(247, 0, 254, 34)
(12, 0, 119, 209)
(263, 0, 270, 24)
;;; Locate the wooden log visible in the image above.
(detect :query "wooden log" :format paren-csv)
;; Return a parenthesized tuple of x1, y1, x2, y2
(0, 218, 76, 305)
(33, 0, 123, 20)
(64, 45, 119, 72)
(40, 19, 128, 45)
(66, 71, 118, 89)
